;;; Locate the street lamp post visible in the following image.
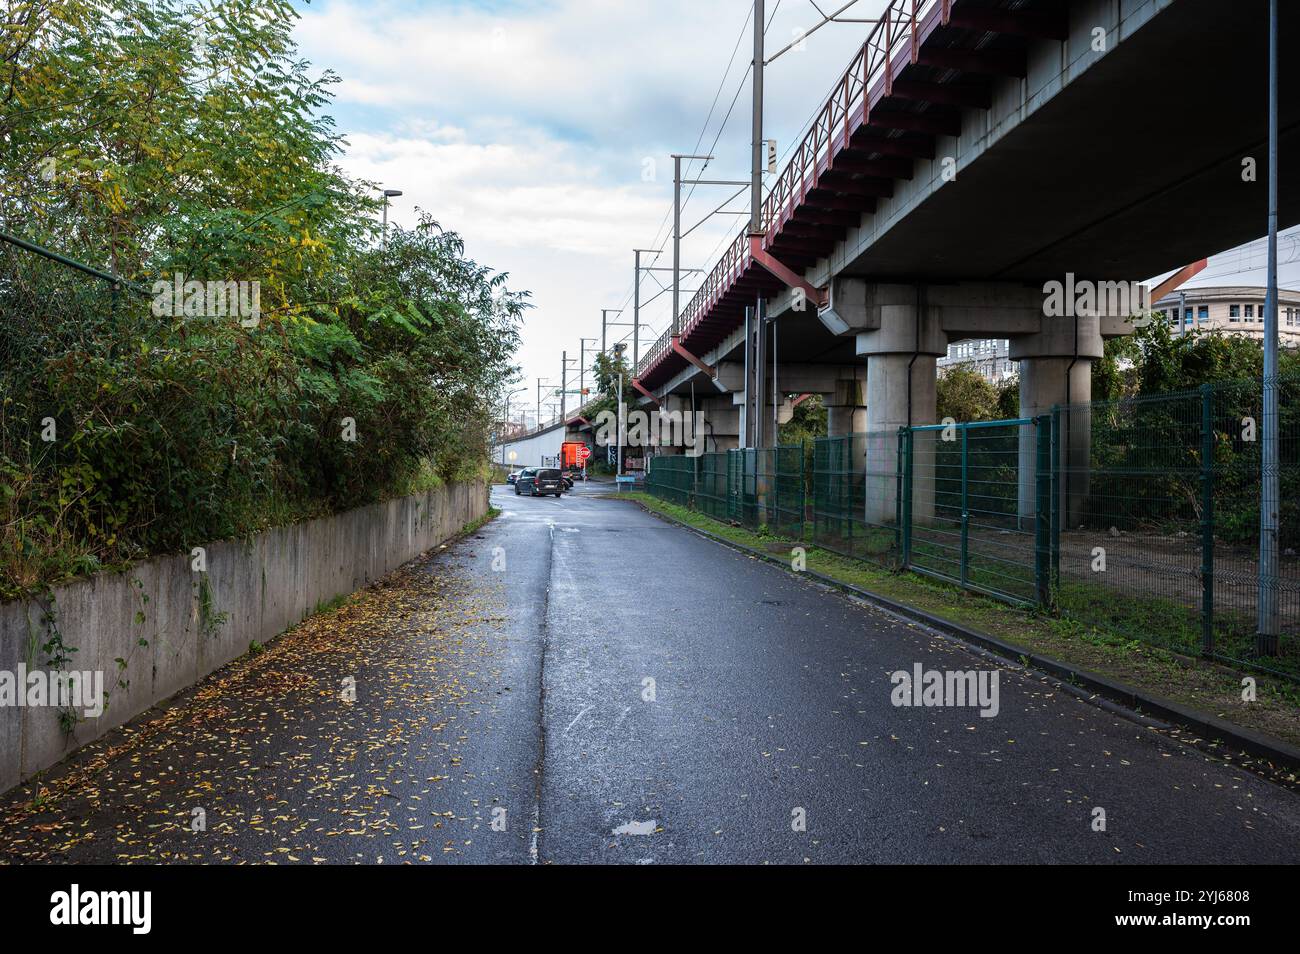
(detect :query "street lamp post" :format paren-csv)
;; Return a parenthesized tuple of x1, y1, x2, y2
(381, 188, 403, 249)
(501, 386, 526, 466)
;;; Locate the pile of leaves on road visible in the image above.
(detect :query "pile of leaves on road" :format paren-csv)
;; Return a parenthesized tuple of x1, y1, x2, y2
(0, 545, 511, 864)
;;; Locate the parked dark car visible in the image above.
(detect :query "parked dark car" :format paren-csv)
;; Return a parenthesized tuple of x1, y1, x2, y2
(515, 467, 564, 497)
(562, 474, 574, 490)
(506, 470, 521, 485)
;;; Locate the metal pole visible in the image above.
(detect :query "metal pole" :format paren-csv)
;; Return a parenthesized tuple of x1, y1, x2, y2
(617, 372, 624, 480)
(742, 306, 752, 447)
(755, 297, 767, 447)
(1201, 384, 1216, 657)
(634, 251, 642, 370)
(772, 310, 779, 444)
(673, 155, 682, 336)
(0, 228, 149, 295)
(561, 351, 567, 421)
(1259, 0, 1281, 651)
(751, 0, 765, 236)
(579, 339, 590, 403)
(382, 197, 389, 250)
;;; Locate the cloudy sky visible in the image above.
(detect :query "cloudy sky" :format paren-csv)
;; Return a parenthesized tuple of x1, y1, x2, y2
(293, 0, 1294, 427)
(294, 0, 885, 426)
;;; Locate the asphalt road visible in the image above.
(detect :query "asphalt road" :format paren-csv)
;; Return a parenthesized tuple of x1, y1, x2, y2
(2, 479, 1298, 864)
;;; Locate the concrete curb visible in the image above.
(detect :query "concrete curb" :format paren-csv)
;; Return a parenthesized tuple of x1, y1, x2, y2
(628, 498, 1300, 777)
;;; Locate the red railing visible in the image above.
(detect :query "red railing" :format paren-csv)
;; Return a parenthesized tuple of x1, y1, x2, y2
(638, 0, 943, 382)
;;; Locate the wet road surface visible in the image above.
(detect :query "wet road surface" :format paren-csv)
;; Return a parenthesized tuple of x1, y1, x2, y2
(2, 481, 1298, 863)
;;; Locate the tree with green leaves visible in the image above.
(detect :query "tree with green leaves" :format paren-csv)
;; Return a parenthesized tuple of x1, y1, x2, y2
(0, 0, 526, 597)
(936, 366, 999, 423)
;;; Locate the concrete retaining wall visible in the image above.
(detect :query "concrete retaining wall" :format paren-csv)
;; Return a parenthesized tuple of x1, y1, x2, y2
(0, 479, 489, 794)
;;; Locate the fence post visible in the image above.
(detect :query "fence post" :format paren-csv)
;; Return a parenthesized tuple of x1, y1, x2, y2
(960, 426, 970, 588)
(799, 440, 808, 538)
(1200, 383, 1215, 657)
(901, 427, 914, 569)
(1034, 415, 1052, 609)
(895, 427, 905, 563)
(691, 454, 700, 510)
(729, 449, 740, 522)
(844, 438, 854, 554)
(1050, 406, 1060, 588)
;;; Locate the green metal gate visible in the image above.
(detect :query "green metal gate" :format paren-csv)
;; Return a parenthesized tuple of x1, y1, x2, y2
(645, 454, 693, 507)
(725, 446, 805, 534)
(812, 430, 903, 568)
(901, 416, 1053, 607)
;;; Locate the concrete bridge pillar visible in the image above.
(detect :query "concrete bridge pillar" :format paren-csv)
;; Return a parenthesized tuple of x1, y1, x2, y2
(854, 292, 946, 527)
(651, 394, 693, 457)
(697, 394, 739, 453)
(826, 374, 867, 437)
(1009, 316, 1103, 528)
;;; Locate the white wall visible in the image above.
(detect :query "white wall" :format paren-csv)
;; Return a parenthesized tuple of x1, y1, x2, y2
(493, 421, 567, 469)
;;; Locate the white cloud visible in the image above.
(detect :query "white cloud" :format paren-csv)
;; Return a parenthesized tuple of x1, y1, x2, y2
(296, 0, 890, 416)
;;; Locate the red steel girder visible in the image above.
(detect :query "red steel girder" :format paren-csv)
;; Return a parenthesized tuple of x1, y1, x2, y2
(867, 108, 962, 137)
(916, 46, 1027, 78)
(946, 6, 1068, 42)
(751, 243, 827, 308)
(631, 378, 661, 407)
(778, 222, 841, 240)
(889, 78, 992, 110)
(848, 131, 936, 159)
(804, 192, 880, 214)
(812, 173, 895, 198)
(791, 207, 863, 227)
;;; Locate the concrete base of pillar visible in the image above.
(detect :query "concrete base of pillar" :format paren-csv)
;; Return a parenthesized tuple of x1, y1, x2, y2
(827, 405, 867, 435)
(1017, 355, 1093, 528)
(862, 353, 939, 526)
(826, 377, 867, 437)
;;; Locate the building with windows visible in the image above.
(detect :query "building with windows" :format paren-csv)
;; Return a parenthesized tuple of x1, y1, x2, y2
(937, 338, 1016, 384)
(1154, 285, 1300, 344)
(939, 284, 1300, 386)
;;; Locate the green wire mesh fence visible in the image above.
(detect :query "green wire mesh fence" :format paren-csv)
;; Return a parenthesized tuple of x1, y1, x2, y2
(812, 430, 903, 568)
(1054, 377, 1300, 680)
(726, 447, 806, 535)
(644, 374, 1299, 681)
(900, 418, 1049, 607)
(645, 447, 806, 536)
(644, 454, 693, 508)
(696, 452, 729, 521)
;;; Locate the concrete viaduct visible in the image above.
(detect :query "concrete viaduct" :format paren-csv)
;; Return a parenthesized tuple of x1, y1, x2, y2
(630, 0, 1300, 521)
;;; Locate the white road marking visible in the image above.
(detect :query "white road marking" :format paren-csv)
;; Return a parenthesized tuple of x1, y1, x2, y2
(612, 820, 658, 836)
(563, 704, 594, 737)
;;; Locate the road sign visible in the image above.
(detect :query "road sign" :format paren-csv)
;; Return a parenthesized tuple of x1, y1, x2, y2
(576, 444, 591, 464)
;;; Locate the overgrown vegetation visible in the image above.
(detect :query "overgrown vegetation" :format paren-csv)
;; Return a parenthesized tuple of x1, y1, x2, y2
(0, 0, 525, 598)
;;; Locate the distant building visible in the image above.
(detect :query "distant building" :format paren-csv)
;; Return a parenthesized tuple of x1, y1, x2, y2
(1154, 285, 1300, 344)
(937, 338, 1015, 385)
(937, 285, 1299, 386)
